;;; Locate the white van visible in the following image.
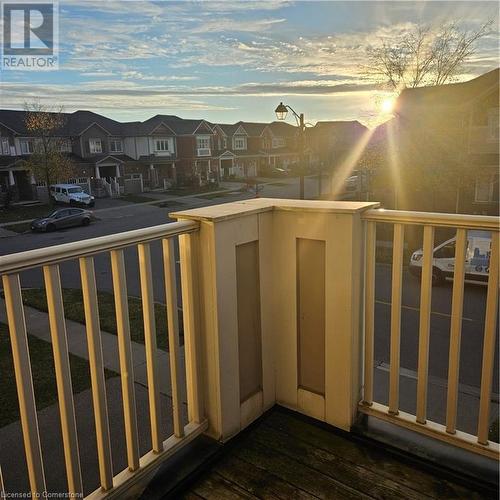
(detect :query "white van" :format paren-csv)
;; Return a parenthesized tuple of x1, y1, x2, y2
(50, 184, 95, 207)
(409, 230, 492, 285)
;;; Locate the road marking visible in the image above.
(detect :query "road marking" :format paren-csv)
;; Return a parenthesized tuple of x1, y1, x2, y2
(375, 361, 499, 402)
(375, 300, 475, 322)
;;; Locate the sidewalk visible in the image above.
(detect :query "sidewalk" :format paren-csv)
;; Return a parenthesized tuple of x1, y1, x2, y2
(0, 297, 186, 401)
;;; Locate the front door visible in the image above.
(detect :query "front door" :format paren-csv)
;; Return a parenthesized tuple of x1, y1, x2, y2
(14, 171, 33, 200)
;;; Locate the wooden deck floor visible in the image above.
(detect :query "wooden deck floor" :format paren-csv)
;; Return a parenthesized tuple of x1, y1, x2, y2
(181, 408, 495, 499)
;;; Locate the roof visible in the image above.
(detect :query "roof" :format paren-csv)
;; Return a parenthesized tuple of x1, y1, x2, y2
(395, 68, 499, 115)
(267, 121, 298, 137)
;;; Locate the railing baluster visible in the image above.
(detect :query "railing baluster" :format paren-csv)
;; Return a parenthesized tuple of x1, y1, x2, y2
(389, 223, 404, 415)
(137, 243, 162, 453)
(416, 225, 435, 424)
(179, 233, 203, 424)
(2, 274, 46, 495)
(446, 228, 468, 434)
(477, 232, 499, 444)
(79, 256, 113, 490)
(163, 237, 184, 437)
(363, 221, 376, 405)
(110, 249, 140, 471)
(43, 265, 83, 494)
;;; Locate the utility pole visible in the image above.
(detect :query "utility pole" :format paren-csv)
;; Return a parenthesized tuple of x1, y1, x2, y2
(299, 112, 305, 200)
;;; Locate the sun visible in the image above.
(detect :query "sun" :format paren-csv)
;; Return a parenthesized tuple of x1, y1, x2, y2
(381, 96, 395, 114)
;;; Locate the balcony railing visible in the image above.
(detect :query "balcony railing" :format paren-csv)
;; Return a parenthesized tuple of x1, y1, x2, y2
(0, 199, 498, 499)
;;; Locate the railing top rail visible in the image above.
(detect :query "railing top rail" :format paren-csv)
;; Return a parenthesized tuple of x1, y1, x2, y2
(362, 209, 500, 231)
(0, 220, 199, 276)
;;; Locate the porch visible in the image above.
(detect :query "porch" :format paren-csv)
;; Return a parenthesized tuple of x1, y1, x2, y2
(0, 198, 498, 498)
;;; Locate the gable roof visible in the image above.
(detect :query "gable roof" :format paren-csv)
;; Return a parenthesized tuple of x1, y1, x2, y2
(395, 68, 499, 116)
(266, 121, 298, 137)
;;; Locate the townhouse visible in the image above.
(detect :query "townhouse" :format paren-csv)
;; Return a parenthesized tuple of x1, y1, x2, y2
(0, 111, 302, 202)
(212, 120, 299, 179)
(359, 68, 499, 216)
(0, 110, 218, 201)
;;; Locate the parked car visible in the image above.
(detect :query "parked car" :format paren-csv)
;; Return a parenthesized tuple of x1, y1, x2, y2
(31, 208, 94, 232)
(409, 230, 492, 285)
(50, 184, 95, 206)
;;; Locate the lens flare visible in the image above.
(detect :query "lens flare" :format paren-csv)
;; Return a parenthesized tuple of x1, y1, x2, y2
(381, 97, 395, 113)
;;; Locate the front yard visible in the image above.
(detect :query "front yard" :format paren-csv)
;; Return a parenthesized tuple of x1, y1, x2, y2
(0, 204, 52, 224)
(19, 288, 179, 351)
(0, 322, 116, 427)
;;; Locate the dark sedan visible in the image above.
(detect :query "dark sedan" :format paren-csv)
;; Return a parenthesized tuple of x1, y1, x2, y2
(31, 208, 94, 232)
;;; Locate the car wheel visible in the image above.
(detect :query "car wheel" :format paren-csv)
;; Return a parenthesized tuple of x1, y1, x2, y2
(70, 199, 76, 206)
(432, 267, 444, 286)
(81, 217, 90, 226)
(46, 223, 56, 232)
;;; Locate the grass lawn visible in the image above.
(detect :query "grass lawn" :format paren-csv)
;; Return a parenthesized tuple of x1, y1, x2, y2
(3, 222, 32, 233)
(0, 323, 116, 428)
(0, 204, 52, 224)
(19, 288, 178, 351)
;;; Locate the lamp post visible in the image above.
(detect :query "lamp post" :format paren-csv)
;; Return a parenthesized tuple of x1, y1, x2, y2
(274, 102, 306, 200)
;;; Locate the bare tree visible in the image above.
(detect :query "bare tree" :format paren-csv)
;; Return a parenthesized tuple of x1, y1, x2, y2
(21, 102, 76, 203)
(366, 20, 493, 90)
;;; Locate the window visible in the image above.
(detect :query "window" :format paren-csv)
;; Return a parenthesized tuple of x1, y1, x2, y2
(272, 137, 285, 148)
(488, 109, 499, 141)
(20, 139, 35, 154)
(196, 136, 210, 149)
(109, 138, 123, 152)
(155, 139, 169, 151)
(223, 137, 227, 149)
(89, 138, 102, 154)
(59, 139, 72, 152)
(434, 241, 455, 259)
(233, 136, 247, 150)
(475, 174, 499, 203)
(1, 138, 9, 155)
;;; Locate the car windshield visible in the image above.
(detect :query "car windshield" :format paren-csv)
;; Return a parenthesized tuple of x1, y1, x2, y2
(68, 187, 83, 193)
(46, 210, 60, 218)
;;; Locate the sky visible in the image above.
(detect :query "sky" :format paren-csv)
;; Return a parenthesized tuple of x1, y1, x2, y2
(0, 0, 498, 127)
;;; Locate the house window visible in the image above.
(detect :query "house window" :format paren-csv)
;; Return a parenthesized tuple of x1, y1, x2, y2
(20, 139, 35, 154)
(488, 109, 499, 141)
(109, 138, 123, 152)
(155, 139, 169, 151)
(272, 137, 285, 149)
(196, 136, 211, 150)
(59, 139, 72, 152)
(475, 174, 499, 203)
(223, 137, 227, 149)
(233, 136, 247, 150)
(1, 138, 9, 155)
(89, 138, 102, 154)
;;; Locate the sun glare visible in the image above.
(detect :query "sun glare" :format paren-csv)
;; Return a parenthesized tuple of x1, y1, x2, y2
(381, 97, 395, 113)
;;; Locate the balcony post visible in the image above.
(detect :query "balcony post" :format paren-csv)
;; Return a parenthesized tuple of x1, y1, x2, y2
(172, 199, 378, 439)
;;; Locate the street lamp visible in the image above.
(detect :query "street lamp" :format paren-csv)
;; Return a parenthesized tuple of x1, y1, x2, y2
(274, 102, 306, 199)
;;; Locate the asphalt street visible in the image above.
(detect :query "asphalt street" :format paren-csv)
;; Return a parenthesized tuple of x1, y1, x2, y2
(1, 175, 497, 402)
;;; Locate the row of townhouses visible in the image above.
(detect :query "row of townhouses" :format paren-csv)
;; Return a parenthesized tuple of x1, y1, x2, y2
(0, 110, 309, 202)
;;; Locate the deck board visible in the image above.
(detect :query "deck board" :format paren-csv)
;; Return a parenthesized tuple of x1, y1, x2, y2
(181, 408, 495, 500)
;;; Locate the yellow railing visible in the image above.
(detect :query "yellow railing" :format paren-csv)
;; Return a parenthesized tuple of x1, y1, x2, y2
(1, 200, 498, 499)
(1, 220, 206, 499)
(360, 209, 499, 459)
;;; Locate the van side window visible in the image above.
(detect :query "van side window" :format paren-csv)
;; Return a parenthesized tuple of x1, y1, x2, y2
(435, 241, 455, 259)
